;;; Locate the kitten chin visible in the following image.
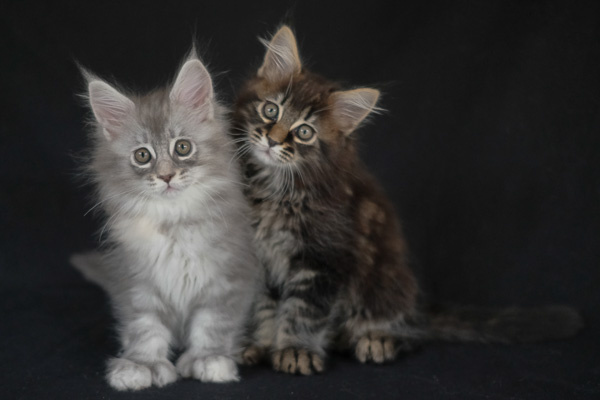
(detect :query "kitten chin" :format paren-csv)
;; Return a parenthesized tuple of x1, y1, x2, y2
(233, 25, 582, 375)
(251, 145, 281, 166)
(72, 53, 260, 390)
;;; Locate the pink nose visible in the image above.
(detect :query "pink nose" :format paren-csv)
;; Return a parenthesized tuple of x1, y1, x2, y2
(158, 174, 174, 183)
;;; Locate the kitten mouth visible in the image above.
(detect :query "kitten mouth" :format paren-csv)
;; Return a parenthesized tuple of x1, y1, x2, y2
(252, 145, 281, 165)
(163, 185, 180, 195)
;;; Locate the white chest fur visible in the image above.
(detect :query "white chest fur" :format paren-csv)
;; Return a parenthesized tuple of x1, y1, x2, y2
(112, 214, 229, 312)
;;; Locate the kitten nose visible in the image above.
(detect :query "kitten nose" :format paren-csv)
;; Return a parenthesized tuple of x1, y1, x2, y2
(158, 174, 174, 183)
(268, 124, 288, 144)
(267, 136, 280, 147)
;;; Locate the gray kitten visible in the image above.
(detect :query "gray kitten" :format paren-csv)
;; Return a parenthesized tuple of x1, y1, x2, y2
(71, 54, 259, 390)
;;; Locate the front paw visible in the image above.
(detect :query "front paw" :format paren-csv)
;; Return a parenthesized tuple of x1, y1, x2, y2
(148, 360, 178, 387)
(107, 358, 151, 391)
(242, 345, 266, 365)
(176, 353, 239, 383)
(271, 347, 324, 375)
(106, 358, 177, 391)
(355, 334, 398, 363)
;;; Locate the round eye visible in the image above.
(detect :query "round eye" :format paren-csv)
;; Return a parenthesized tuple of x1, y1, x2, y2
(134, 148, 151, 164)
(262, 102, 279, 120)
(175, 139, 192, 156)
(295, 124, 315, 141)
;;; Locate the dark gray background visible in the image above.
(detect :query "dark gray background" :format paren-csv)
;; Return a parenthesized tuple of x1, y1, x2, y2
(1, 0, 599, 399)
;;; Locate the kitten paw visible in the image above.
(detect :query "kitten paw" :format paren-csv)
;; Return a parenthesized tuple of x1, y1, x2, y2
(242, 345, 266, 365)
(149, 360, 178, 387)
(355, 334, 397, 363)
(107, 358, 152, 391)
(176, 354, 240, 383)
(106, 358, 177, 390)
(271, 347, 324, 375)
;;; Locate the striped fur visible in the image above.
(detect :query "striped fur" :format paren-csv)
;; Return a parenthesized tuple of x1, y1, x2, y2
(233, 26, 583, 375)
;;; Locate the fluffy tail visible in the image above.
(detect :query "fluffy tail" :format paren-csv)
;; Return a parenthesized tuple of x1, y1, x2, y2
(69, 251, 111, 292)
(422, 304, 583, 343)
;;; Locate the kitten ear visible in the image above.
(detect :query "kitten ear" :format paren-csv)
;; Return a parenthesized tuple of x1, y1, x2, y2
(329, 88, 380, 135)
(170, 59, 214, 120)
(258, 25, 302, 81)
(88, 80, 135, 141)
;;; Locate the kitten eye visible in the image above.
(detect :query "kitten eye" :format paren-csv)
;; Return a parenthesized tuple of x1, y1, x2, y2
(295, 124, 315, 141)
(262, 102, 279, 120)
(134, 148, 152, 164)
(175, 139, 192, 156)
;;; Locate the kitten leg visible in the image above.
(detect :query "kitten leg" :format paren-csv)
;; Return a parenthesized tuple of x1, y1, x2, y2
(176, 301, 247, 383)
(242, 291, 277, 365)
(107, 313, 177, 391)
(271, 267, 338, 375)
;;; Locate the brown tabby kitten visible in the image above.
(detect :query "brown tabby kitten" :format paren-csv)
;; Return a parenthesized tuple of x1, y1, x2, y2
(233, 26, 583, 375)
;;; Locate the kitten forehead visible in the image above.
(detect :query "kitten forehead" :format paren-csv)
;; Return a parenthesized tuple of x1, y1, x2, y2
(128, 86, 213, 144)
(134, 88, 171, 136)
(255, 73, 337, 113)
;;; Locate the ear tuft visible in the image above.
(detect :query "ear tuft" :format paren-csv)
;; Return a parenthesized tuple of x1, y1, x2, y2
(329, 88, 380, 135)
(170, 59, 214, 120)
(258, 25, 301, 81)
(88, 80, 135, 141)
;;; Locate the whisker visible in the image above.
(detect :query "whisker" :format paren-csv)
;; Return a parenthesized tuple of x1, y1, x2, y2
(84, 188, 138, 216)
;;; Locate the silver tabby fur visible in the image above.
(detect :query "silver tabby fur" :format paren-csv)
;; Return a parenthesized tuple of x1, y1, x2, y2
(71, 54, 259, 390)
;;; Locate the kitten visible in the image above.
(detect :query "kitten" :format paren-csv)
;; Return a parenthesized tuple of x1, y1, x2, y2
(232, 26, 583, 375)
(70, 53, 259, 389)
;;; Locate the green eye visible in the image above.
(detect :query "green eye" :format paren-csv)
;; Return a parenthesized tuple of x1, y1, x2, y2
(134, 148, 151, 164)
(175, 139, 192, 156)
(295, 124, 315, 141)
(262, 102, 279, 120)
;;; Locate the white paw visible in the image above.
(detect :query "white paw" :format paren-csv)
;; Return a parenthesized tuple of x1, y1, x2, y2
(106, 358, 177, 390)
(107, 358, 151, 391)
(176, 354, 239, 383)
(149, 360, 178, 387)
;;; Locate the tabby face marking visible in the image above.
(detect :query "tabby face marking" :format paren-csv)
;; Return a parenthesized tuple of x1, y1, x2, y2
(120, 133, 199, 197)
(234, 27, 379, 175)
(86, 58, 227, 201)
(246, 96, 322, 167)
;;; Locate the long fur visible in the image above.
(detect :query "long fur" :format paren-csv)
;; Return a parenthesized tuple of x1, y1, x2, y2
(71, 56, 260, 390)
(232, 26, 583, 375)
